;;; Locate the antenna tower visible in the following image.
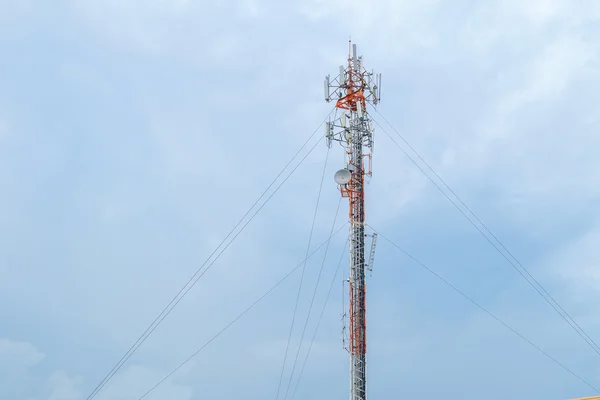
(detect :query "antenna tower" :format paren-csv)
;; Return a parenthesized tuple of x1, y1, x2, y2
(325, 41, 381, 400)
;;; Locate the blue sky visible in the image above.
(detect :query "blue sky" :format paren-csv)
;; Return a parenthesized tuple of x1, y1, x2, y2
(1, 0, 600, 399)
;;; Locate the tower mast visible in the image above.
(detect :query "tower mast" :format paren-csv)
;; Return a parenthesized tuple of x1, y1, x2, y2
(325, 41, 381, 400)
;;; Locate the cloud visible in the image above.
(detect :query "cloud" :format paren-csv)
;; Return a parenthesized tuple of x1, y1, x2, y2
(0, 338, 196, 400)
(2, 0, 600, 399)
(547, 224, 600, 308)
(0, 341, 39, 399)
(94, 365, 193, 400)
(47, 371, 82, 400)
(0, 338, 45, 374)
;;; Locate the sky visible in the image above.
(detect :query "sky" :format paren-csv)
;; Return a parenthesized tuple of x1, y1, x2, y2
(1, 0, 600, 399)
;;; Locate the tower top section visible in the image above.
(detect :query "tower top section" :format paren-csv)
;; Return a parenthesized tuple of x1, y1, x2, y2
(324, 41, 381, 114)
(324, 41, 380, 152)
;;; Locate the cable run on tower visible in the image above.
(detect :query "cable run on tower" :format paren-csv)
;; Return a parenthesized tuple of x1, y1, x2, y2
(324, 41, 381, 400)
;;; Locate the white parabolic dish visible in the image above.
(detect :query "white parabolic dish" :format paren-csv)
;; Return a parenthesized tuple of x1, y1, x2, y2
(334, 169, 351, 185)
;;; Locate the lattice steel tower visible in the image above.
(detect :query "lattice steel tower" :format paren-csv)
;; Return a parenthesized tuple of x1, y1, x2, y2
(325, 41, 381, 400)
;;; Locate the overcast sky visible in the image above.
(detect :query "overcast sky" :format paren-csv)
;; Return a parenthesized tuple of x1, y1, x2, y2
(2, 1, 600, 399)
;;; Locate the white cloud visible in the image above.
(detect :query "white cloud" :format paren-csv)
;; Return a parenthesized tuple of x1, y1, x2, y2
(47, 371, 81, 400)
(95, 365, 193, 400)
(548, 225, 600, 305)
(0, 338, 45, 374)
(496, 34, 593, 114)
(0, 338, 45, 399)
(68, 0, 196, 55)
(2, 1, 600, 399)
(0, 338, 195, 400)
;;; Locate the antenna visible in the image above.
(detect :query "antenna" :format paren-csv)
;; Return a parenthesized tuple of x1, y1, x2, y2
(366, 233, 377, 277)
(323, 41, 380, 400)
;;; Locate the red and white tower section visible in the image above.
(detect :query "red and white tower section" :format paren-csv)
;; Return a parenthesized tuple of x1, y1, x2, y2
(325, 42, 380, 400)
